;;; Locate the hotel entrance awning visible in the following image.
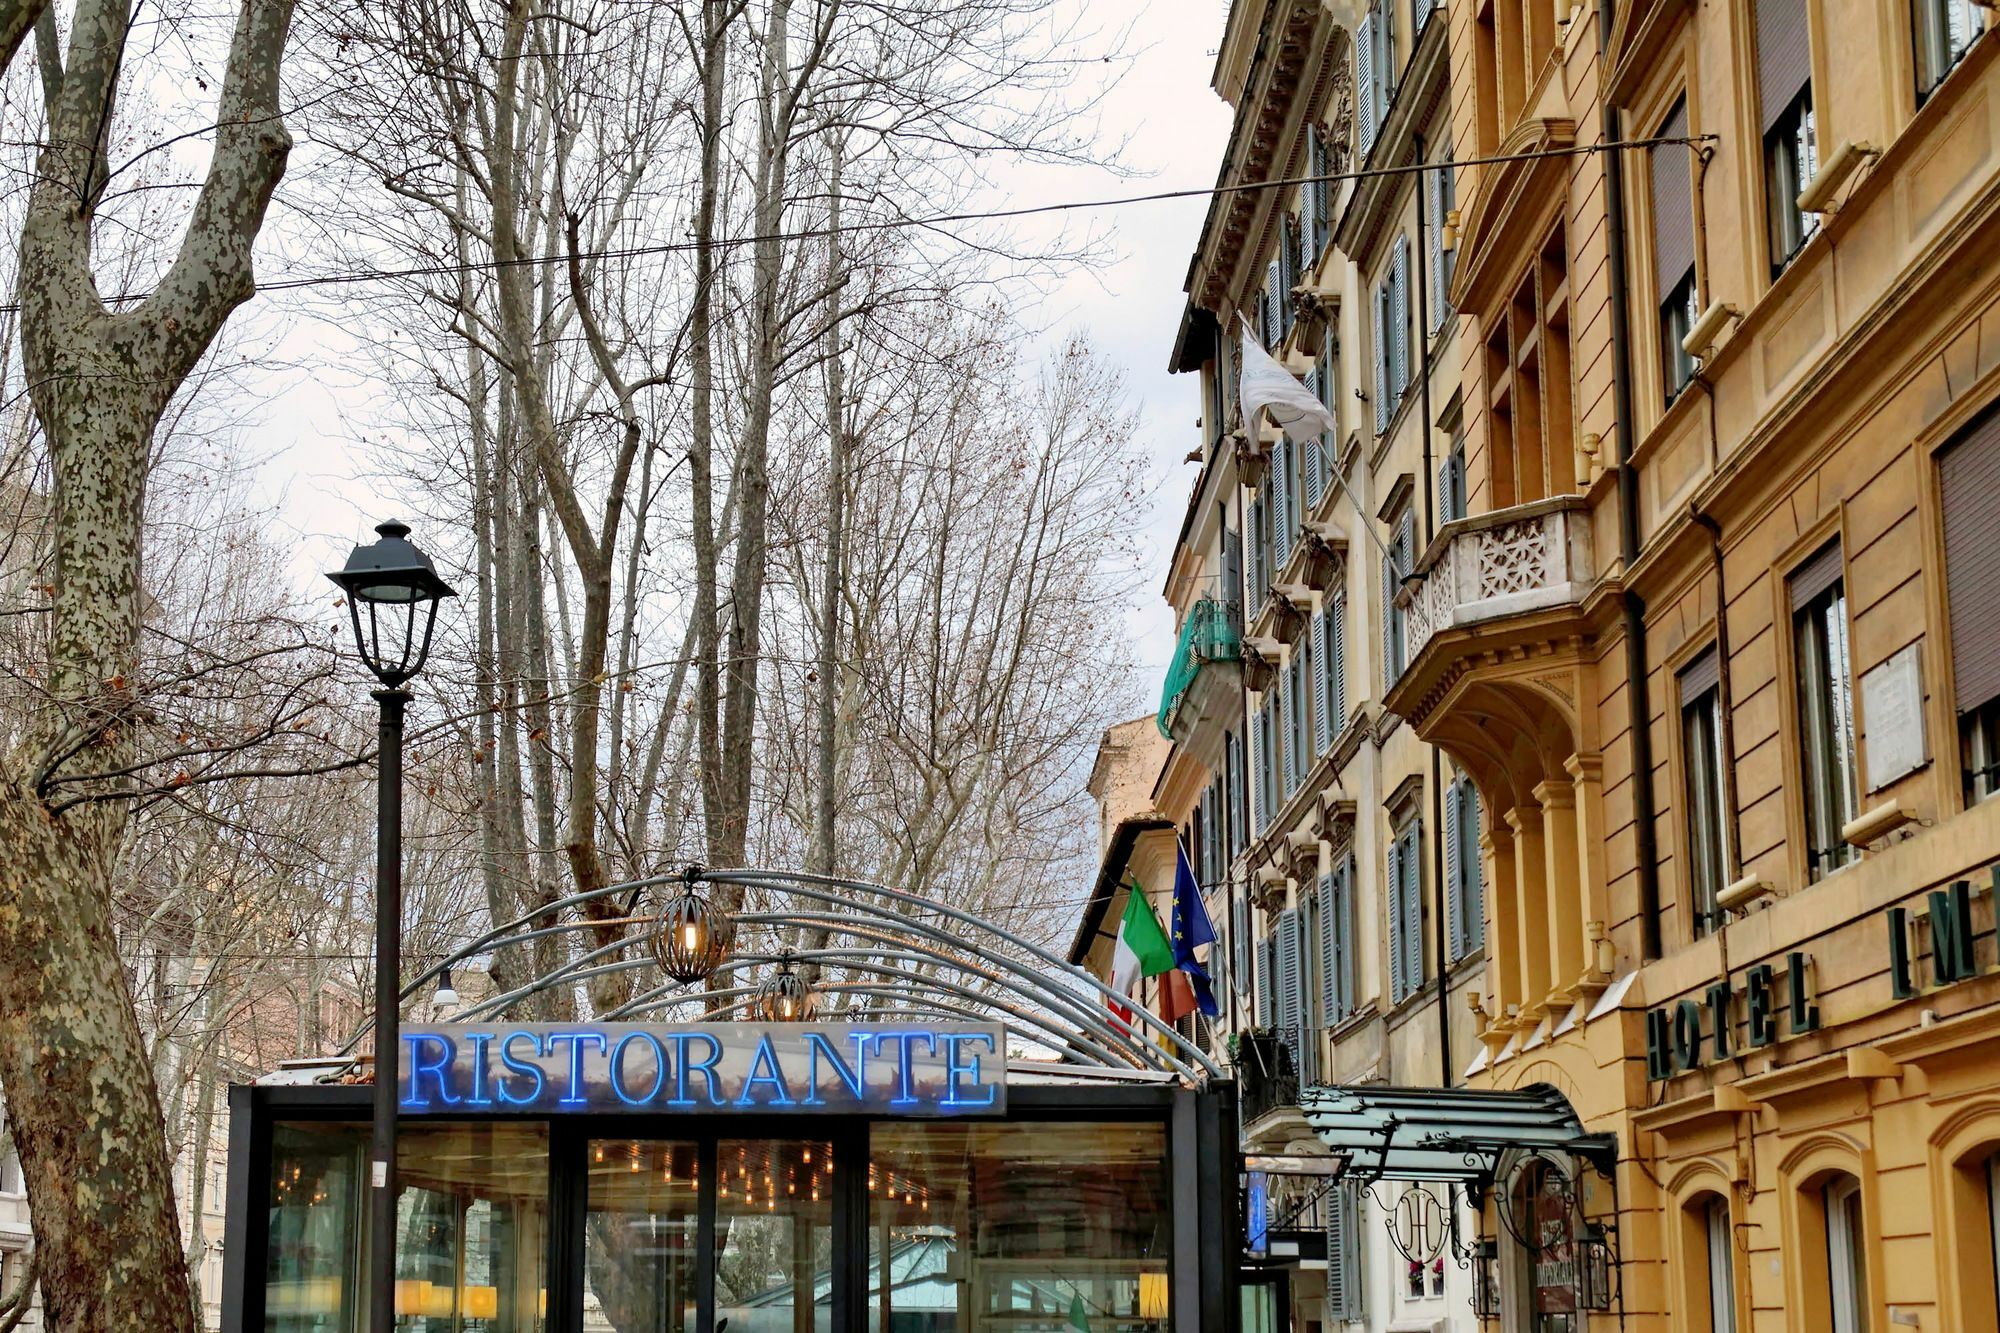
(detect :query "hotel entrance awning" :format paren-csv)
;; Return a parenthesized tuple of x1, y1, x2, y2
(1298, 1083, 1616, 1183)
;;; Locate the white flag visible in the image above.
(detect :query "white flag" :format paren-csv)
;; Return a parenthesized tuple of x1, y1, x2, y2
(1238, 317, 1336, 443)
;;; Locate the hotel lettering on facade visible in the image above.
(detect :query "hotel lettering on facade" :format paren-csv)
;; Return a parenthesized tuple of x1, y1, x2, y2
(1143, 1, 2000, 1331)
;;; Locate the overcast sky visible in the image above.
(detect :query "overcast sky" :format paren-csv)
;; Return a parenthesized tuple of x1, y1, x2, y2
(260, 1, 1235, 722)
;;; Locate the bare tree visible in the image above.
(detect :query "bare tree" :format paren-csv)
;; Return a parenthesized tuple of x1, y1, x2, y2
(0, 0, 301, 1326)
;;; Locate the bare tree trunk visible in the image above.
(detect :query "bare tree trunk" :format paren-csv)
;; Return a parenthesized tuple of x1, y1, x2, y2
(0, 1, 295, 1327)
(690, 0, 730, 869)
(807, 133, 847, 883)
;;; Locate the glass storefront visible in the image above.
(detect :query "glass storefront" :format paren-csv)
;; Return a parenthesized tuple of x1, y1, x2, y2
(867, 1122, 1170, 1331)
(245, 1112, 1192, 1333)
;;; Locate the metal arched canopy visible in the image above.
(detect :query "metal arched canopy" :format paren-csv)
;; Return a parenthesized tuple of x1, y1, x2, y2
(359, 864, 1222, 1085)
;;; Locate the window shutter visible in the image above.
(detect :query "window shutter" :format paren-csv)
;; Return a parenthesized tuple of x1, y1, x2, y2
(1392, 832, 1408, 996)
(1233, 894, 1251, 992)
(1266, 260, 1284, 346)
(1337, 852, 1357, 1014)
(1330, 588, 1348, 732)
(1256, 933, 1274, 1027)
(1444, 778, 1464, 960)
(1437, 454, 1459, 524)
(1390, 237, 1411, 400)
(1465, 785, 1485, 950)
(1312, 609, 1333, 754)
(1942, 409, 2000, 713)
(1379, 3, 1397, 113)
(1279, 663, 1296, 797)
(1756, 0, 1812, 134)
(1382, 545, 1398, 694)
(1426, 164, 1445, 331)
(1356, 13, 1378, 160)
(1652, 99, 1696, 299)
(1277, 910, 1303, 1047)
(1317, 872, 1340, 1026)
(1373, 288, 1390, 435)
(1305, 435, 1326, 510)
(1789, 539, 1844, 612)
(1402, 822, 1424, 994)
(1224, 524, 1244, 628)
(1273, 438, 1294, 569)
(1325, 1181, 1362, 1321)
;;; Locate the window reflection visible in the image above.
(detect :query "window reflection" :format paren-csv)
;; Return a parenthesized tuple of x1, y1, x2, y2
(715, 1139, 835, 1333)
(265, 1122, 366, 1331)
(868, 1121, 1171, 1331)
(585, 1140, 699, 1333)
(394, 1123, 548, 1333)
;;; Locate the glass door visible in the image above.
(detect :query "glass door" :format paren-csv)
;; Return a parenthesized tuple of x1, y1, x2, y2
(576, 1134, 845, 1333)
(583, 1139, 701, 1332)
(713, 1139, 835, 1332)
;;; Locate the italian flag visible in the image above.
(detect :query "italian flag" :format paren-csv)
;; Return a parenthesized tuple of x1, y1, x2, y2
(1108, 880, 1175, 1027)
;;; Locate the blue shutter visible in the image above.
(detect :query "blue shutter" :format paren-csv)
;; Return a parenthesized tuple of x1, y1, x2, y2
(1256, 933, 1275, 1027)
(1372, 284, 1390, 435)
(1329, 588, 1348, 734)
(1265, 259, 1284, 346)
(1356, 13, 1378, 160)
(1278, 665, 1295, 799)
(1392, 832, 1408, 996)
(1305, 434, 1326, 510)
(1444, 778, 1464, 962)
(1277, 910, 1303, 1055)
(1311, 610, 1333, 754)
(1327, 1182, 1362, 1319)
(1233, 894, 1250, 993)
(1465, 781, 1486, 953)
(1273, 438, 1293, 570)
(1402, 821, 1424, 995)
(1390, 236, 1410, 402)
(1338, 852, 1357, 1015)
(1317, 872, 1340, 1027)
(1382, 545, 1398, 694)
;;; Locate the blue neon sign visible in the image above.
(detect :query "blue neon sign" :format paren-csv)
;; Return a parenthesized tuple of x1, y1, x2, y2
(398, 1022, 1007, 1116)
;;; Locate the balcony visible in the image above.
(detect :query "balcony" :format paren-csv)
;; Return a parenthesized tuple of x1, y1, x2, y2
(1158, 596, 1243, 756)
(1234, 1032, 1300, 1132)
(1401, 496, 1596, 667)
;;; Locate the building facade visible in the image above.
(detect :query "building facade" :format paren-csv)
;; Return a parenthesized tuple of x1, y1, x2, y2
(1146, 0, 2000, 1331)
(1145, 2, 1486, 1331)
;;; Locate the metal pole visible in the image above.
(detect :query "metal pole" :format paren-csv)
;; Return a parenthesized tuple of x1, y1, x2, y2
(368, 687, 410, 1333)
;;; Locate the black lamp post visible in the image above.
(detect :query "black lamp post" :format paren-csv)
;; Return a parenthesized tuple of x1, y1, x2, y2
(327, 520, 455, 1333)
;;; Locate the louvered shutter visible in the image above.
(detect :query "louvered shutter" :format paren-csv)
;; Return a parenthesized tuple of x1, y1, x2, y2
(1311, 610, 1333, 754)
(1281, 221, 1299, 339)
(1265, 260, 1284, 345)
(1372, 287, 1390, 434)
(1386, 835, 1406, 1000)
(1653, 99, 1695, 300)
(1329, 588, 1348, 733)
(1279, 663, 1295, 797)
(1427, 164, 1446, 332)
(1464, 782, 1485, 951)
(1305, 435, 1326, 510)
(1380, 2, 1397, 111)
(1390, 237, 1410, 401)
(1443, 779, 1464, 961)
(1326, 1182, 1362, 1320)
(1337, 852, 1357, 1014)
(1277, 911, 1303, 1049)
(1317, 872, 1340, 1026)
(1437, 454, 1457, 524)
(1273, 437, 1294, 569)
(1232, 895, 1250, 992)
(1256, 933, 1274, 1027)
(1756, 0, 1812, 134)
(1941, 409, 2000, 712)
(1229, 732, 1246, 858)
(1382, 542, 1399, 693)
(1356, 13, 1378, 160)
(1402, 821, 1424, 994)
(1224, 523, 1244, 629)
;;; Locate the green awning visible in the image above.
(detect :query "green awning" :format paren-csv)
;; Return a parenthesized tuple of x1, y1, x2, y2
(1157, 597, 1241, 738)
(1298, 1083, 1614, 1183)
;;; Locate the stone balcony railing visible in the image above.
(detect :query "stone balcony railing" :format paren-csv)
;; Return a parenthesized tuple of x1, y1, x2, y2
(1403, 496, 1596, 664)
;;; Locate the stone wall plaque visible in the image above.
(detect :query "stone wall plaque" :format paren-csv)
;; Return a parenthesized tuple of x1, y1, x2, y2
(1861, 642, 1927, 792)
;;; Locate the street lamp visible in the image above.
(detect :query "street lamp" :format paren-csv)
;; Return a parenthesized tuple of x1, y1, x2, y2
(649, 869, 732, 983)
(753, 954, 816, 1021)
(327, 519, 455, 1333)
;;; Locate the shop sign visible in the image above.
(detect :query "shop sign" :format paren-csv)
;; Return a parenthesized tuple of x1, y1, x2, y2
(1644, 952, 1818, 1080)
(398, 1022, 1007, 1116)
(1530, 1178, 1576, 1315)
(1888, 879, 1984, 998)
(1245, 1171, 1270, 1256)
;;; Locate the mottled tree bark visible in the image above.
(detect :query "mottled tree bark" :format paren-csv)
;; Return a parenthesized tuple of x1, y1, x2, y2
(0, 1, 294, 1328)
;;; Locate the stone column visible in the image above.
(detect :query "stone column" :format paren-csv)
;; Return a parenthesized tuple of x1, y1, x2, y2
(1534, 777, 1583, 1008)
(1506, 802, 1551, 1023)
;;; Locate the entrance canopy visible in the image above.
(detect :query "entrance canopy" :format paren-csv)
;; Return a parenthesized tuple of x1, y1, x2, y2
(1298, 1083, 1615, 1183)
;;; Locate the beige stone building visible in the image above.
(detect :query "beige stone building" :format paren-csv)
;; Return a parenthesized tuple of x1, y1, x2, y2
(1126, 0, 2000, 1331)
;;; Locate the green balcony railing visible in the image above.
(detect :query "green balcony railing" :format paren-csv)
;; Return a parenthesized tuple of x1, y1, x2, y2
(1157, 597, 1242, 738)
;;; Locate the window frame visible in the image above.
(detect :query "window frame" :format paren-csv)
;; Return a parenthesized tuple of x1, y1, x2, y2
(1792, 567, 1857, 882)
(1913, 0, 1983, 100)
(1764, 87, 1819, 279)
(1704, 1195, 1737, 1333)
(1679, 659, 1730, 938)
(1824, 1176, 1867, 1333)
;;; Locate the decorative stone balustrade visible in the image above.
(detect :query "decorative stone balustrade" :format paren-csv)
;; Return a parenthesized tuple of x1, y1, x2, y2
(1403, 497, 1595, 663)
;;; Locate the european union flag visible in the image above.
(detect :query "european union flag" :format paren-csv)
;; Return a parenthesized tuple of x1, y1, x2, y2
(1170, 839, 1220, 1018)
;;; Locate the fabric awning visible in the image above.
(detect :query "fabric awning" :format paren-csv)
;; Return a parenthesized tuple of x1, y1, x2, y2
(1299, 1083, 1615, 1183)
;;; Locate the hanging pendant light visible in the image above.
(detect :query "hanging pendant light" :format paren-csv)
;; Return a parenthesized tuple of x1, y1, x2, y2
(753, 953, 817, 1022)
(649, 867, 732, 983)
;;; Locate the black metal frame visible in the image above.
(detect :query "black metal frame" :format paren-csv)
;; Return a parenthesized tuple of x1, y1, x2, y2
(222, 1080, 1239, 1333)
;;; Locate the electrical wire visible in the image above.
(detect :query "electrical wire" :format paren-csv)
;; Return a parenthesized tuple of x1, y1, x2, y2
(0, 135, 1716, 315)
